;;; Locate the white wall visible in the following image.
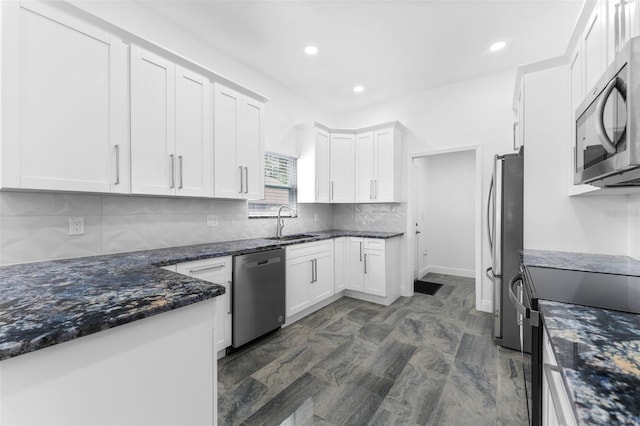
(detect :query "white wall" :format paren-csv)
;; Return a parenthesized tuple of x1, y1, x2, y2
(415, 150, 476, 278)
(522, 65, 630, 255)
(629, 194, 640, 259)
(0, 1, 336, 266)
(335, 70, 516, 310)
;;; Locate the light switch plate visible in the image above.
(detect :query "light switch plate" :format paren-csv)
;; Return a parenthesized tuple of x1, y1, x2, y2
(68, 217, 85, 235)
(206, 215, 218, 227)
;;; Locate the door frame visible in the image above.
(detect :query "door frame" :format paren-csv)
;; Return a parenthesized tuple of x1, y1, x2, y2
(403, 144, 485, 312)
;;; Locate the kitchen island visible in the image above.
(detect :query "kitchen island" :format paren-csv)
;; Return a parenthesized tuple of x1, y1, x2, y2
(0, 230, 401, 425)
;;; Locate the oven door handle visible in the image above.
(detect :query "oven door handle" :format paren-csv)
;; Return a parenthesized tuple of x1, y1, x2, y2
(508, 274, 527, 318)
(509, 274, 540, 327)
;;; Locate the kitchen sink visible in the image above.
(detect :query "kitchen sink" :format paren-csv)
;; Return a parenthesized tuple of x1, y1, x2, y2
(267, 234, 316, 241)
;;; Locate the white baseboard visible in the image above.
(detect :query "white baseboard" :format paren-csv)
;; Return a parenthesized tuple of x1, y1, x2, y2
(418, 265, 475, 279)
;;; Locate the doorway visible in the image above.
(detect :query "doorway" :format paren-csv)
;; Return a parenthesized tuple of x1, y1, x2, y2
(405, 145, 484, 311)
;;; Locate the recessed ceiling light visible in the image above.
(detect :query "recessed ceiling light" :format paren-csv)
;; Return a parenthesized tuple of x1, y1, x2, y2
(489, 41, 506, 52)
(353, 85, 365, 93)
(304, 45, 318, 55)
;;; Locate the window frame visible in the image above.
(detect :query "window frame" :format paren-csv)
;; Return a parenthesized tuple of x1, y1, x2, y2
(248, 152, 298, 219)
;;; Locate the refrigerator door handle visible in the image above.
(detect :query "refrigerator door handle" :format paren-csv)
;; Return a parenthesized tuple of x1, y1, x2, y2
(486, 174, 494, 252)
(493, 156, 503, 276)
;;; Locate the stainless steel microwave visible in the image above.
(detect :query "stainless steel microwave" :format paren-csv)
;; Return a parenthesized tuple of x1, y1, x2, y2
(575, 36, 640, 187)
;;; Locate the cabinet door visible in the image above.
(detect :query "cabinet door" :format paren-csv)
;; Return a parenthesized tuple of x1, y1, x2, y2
(355, 132, 375, 202)
(315, 128, 331, 202)
(175, 66, 213, 197)
(584, 4, 607, 93)
(131, 46, 176, 195)
(330, 133, 356, 203)
(364, 249, 386, 297)
(175, 257, 232, 350)
(374, 128, 396, 202)
(213, 83, 242, 199)
(14, 2, 127, 193)
(334, 237, 347, 292)
(346, 238, 365, 291)
(241, 96, 264, 200)
(286, 256, 313, 318)
(310, 252, 335, 303)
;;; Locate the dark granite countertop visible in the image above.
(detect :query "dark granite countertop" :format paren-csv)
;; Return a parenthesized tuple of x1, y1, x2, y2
(521, 249, 640, 276)
(539, 300, 640, 425)
(0, 230, 402, 361)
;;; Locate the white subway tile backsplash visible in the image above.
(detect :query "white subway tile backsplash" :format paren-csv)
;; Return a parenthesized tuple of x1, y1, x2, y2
(0, 215, 102, 265)
(0, 192, 102, 217)
(0, 191, 403, 265)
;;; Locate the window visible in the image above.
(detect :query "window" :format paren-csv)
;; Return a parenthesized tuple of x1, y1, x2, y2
(248, 152, 297, 218)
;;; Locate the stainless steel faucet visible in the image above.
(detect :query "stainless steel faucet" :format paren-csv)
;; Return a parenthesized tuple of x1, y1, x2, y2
(276, 205, 292, 238)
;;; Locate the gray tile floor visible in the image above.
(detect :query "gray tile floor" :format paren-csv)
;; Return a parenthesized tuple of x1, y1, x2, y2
(218, 273, 530, 426)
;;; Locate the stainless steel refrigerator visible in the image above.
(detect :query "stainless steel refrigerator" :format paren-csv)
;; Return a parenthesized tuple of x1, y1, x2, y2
(487, 147, 530, 353)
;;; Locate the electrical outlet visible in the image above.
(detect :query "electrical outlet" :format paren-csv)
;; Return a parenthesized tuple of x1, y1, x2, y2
(68, 217, 85, 235)
(206, 215, 218, 227)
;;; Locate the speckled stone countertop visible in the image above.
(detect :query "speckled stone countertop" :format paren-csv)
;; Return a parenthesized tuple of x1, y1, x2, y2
(539, 300, 640, 425)
(0, 230, 402, 361)
(521, 249, 640, 276)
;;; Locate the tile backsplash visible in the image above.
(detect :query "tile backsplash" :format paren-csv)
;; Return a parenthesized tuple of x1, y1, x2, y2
(333, 203, 407, 233)
(0, 192, 334, 265)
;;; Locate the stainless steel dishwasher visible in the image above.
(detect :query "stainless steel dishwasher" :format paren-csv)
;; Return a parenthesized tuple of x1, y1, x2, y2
(231, 248, 285, 350)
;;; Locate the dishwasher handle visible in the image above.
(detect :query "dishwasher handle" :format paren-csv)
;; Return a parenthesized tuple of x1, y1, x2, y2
(243, 256, 282, 269)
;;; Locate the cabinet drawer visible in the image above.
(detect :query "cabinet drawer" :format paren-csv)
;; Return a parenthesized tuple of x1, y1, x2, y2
(364, 239, 385, 251)
(286, 240, 333, 260)
(175, 256, 232, 278)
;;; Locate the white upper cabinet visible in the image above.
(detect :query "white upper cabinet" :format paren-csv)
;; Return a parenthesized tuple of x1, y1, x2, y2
(355, 132, 375, 202)
(355, 125, 404, 202)
(329, 133, 356, 203)
(131, 47, 212, 197)
(606, 0, 640, 64)
(2, 2, 128, 193)
(213, 82, 264, 200)
(175, 66, 213, 197)
(584, 3, 607, 94)
(297, 124, 330, 203)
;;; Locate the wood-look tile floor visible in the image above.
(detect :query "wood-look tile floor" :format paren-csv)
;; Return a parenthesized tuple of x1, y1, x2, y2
(218, 273, 530, 426)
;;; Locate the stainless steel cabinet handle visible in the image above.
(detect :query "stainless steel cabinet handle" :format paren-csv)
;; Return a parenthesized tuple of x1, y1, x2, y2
(238, 166, 243, 193)
(364, 253, 368, 274)
(314, 259, 318, 282)
(170, 154, 175, 189)
(178, 155, 184, 189)
(512, 122, 519, 151)
(370, 180, 374, 199)
(244, 167, 249, 193)
(375, 180, 378, 199)
(114, 144, 120, 185)
(331, 181, 334, 200)
(310, 259, 315, 283)
(188, 263, 226, 274)
(360, 242, 363, 261)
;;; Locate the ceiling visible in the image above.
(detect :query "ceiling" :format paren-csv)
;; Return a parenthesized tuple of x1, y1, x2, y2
(140, 0, 584, 114)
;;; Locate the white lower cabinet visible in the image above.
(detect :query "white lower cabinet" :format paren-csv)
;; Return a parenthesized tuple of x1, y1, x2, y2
(542, 326, 577, 426)
(334, 237, 347, 292)
(172, 257, 232, 351)
(339, 237, 402, 305)
(286, 240, 334, 319)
